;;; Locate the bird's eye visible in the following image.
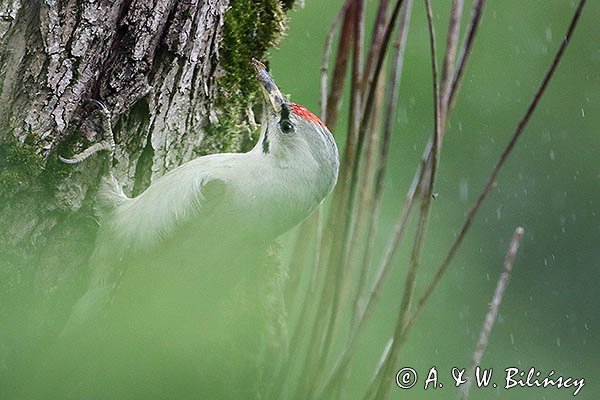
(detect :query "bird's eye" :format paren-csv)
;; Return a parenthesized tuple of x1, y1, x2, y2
(280, 120, 294, 133)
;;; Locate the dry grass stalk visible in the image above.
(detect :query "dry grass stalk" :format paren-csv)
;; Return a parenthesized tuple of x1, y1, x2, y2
(459, 227, 525, 400)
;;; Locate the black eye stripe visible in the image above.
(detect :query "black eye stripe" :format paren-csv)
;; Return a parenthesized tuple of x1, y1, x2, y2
(280, 103, 291, 121)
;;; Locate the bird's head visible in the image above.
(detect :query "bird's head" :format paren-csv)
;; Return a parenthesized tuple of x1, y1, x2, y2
(252, 59, 339, 190)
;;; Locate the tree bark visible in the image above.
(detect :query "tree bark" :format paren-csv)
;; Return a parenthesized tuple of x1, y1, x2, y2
(0, 0, 291, 391)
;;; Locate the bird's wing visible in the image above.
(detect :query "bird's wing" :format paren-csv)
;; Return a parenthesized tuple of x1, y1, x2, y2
(101, 154, 235, 251)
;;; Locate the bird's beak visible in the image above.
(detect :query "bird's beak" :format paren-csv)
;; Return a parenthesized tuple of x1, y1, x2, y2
(252, 59, 285, 114)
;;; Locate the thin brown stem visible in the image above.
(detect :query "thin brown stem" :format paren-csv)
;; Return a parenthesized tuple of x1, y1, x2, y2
(424, 0, 441, 197)
(322, 0, 353, 127)
(459, 227, 524, 400)
(362, 0, 391, 103)
(460, 227, 524, 400)
(448, 0, 485, 109)
(439, 0, 464, 122)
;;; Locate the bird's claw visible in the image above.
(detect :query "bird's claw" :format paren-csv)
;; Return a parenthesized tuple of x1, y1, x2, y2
(59, 99, 115, 164)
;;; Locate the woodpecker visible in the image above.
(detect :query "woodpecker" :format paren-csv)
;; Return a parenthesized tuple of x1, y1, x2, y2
(62, 58, 338, 326)
(51, 60, 339, 399)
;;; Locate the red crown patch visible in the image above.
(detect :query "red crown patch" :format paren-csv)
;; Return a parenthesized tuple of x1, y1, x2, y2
(290, 103, 326, 128)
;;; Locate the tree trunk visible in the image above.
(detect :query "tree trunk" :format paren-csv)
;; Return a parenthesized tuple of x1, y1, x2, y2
(0, 0, 291, 393)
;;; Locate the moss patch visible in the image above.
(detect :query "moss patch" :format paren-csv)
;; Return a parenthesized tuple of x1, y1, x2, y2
(209, 0, 287, 152)
(221, 0, 286, 103)
(0, 137, 45, 201)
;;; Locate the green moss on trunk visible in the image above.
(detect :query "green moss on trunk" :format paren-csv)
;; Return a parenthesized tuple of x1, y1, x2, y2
(206, 0, 287, 153)
(0, 137, 44, 201)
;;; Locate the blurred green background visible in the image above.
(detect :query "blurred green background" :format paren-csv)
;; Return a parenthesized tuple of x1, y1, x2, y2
(270, 0, 599, 399)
